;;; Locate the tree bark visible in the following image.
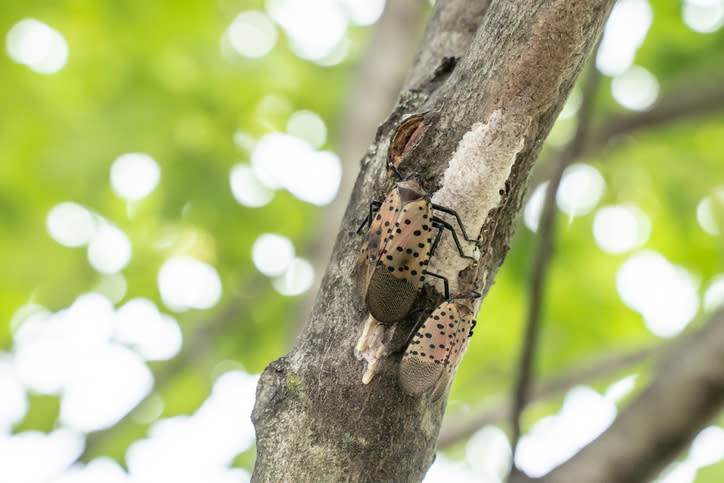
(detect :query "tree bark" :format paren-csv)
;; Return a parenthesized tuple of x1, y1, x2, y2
(251, 0, 615, 481)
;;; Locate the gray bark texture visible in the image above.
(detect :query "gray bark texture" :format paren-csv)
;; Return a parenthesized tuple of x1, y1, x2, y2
(251, 0, 615, 481)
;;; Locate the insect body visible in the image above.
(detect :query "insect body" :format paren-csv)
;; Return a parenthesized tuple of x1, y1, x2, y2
(355, 177, 474, 325)
(399, 293, 477, 401)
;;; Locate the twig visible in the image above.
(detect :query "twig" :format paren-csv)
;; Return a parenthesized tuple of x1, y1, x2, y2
(437, 344, 657, 448)
(530, 81, 724, 188)
(595, 83, 724, 144)
(507, 307, 724, 483)
(509, 65, 601, 474)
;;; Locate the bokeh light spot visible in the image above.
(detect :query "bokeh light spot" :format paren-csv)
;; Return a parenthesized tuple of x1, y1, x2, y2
(593, 205, 650, 254)
(59, 344, 153, 432)
(423, 455, 479, 483)
(131, 393, 165, 425)
(465, 425, 511, 481)
(683, 0, 724, 33)
(110, 153, 161, 201)
(94, 273, 128, 305)
(125, 371, 258, 482)
(227, 11, 277, 58)
(87, 224, 132, 274)
(515, 386, 616, 477)
(339, 0, 386, 25)
(697, 189, 724, 235)
(250, 132, 304, 189)
(611, 66, 659, 111)
(0, 355, 27, 433)
(616, 250, 699, 338)
(314, 36, 351, 66)
(6, 18, 69, 74)
(230, 164, 275, 208)
(251, 132, 342, 205)
(596, 0, 652, 76)
(211, 360, 247, 381)
(287, 110, 327, 149)
(558, 89, 582, 121)
(47, 202, 96, 247)
(690, 426, 724, 468)
(233, 131, 256, 152)
(272, 257, 315, 296)
(267, 0, 348, 61)
(54, 457, 129, 483)
(0, 429, 84, 483)
(604, 374, 638, 403)
(158, 256, 222, 311)
(524, 182, 548, 233)
(657, 462, 697, 483)
(556, 163, 606, 219)
(115, 298, 183, 361)
(13, 293, 116, 394)
(9, 303, 51, 334)
(703, 274, 724, 312)
(252, 233, 295, 277)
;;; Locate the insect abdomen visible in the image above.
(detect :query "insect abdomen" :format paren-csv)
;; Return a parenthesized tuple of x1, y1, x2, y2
(399, 299, 475, 400)
(399, 302, 456, 395)
(358, 180, 432, 324)
(366, 269, 418, 324)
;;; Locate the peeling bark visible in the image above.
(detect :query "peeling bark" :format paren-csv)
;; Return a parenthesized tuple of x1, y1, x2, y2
(251, 0, 615, 481)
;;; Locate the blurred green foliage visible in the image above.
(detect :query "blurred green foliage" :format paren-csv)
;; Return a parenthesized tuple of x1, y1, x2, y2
(2, 0, 724, 480)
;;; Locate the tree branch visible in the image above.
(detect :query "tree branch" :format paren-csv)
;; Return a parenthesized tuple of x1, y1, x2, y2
(595, 83, 724, 145)
(531, 82, 724, 187)
(437, 345, 657, 448)
(251, 1, 616, 480)
(509, 65, 601, 465)
(507, 307, 724, 483)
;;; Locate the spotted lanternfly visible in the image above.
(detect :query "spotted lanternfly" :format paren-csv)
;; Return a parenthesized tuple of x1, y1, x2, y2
(354, 176, 474, 325)
(355, 177, 433, 324)
(399, 293, 478, 401)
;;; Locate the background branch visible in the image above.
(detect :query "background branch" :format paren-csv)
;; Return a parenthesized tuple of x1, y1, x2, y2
(531, 82, 724, 187)
(595, 83, 724, 145)
(506, 307, 724, 483)
(509, 66, 601, 466)
(437, 344, 657, 448)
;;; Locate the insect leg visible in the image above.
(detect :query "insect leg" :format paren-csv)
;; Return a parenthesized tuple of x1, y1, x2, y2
(431, 204, 475, 242)
(432, 218, 475, 260)
(357, 200, 382, 234)
(421, 270, 449, 299)
(387, 161, 404, 181)
(429, 221, 444, 256)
